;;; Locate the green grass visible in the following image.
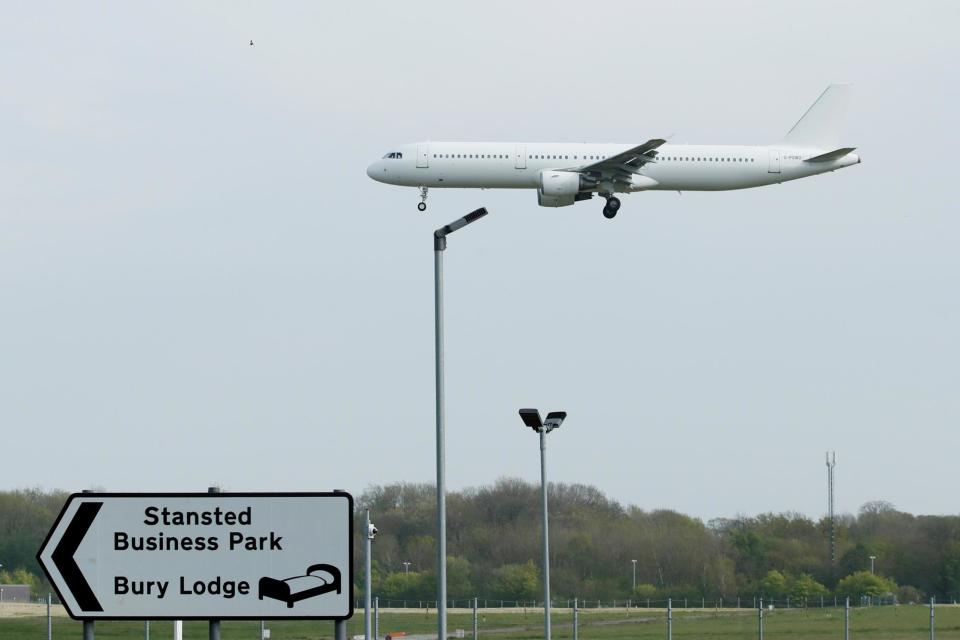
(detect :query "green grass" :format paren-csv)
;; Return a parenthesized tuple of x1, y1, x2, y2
(1, 605, 958, 640)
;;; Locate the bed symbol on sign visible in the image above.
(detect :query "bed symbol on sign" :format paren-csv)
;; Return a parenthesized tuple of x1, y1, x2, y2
(258, 564, 341, 608)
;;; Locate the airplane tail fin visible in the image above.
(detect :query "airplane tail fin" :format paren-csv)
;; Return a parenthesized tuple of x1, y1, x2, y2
(781, 84, 852, 150)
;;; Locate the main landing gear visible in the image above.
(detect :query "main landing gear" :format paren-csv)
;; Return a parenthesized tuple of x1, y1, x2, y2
(602, 196, 621, 219)
(417, 187, 428, 212)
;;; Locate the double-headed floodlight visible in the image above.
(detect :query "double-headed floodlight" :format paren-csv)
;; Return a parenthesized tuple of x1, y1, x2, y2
(519, 408, 567, 433)
(518, 407, 568, 640)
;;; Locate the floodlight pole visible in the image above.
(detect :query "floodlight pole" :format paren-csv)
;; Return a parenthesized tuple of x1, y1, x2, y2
(519, 410, 565, 640)
(539, 426, 552, 640)
(434, 207, 489, 640)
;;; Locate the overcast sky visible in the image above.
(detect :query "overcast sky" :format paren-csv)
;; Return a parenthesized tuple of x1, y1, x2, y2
(2, 1, 958, 522)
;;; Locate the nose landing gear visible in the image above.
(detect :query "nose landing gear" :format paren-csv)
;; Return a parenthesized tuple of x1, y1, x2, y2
(418, 187, 428, 212)
(602, 196, 621, 219)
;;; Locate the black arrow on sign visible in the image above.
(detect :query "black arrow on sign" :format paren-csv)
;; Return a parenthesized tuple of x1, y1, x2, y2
(52, 501, 104, 612)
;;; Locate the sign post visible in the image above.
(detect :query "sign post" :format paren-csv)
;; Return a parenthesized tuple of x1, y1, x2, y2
(38, 492, 353, 621)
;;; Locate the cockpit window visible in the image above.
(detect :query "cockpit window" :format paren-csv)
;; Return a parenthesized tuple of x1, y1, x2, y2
(382, 152, 403, 159)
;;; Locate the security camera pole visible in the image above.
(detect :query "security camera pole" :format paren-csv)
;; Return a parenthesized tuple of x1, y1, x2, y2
(365, 509, 376, 640)
(433, 207, 489, 640)
(519, 408, 567, 640)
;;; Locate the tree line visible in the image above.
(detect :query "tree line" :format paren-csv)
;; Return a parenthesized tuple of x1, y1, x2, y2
(1, 483, 958, 604)
(352, 479, 959, 603)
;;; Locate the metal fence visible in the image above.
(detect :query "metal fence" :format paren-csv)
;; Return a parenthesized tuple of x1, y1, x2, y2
(27, 593, 953, 640)
(355, 595, 919, 609)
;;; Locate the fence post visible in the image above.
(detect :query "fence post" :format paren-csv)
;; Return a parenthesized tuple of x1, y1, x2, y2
(470, 597, 477, 640)
(844, 597, 850, 640)
(758, 598, 764, 640)
(573, 598, 579, 640)
(667, 598, 673, 640)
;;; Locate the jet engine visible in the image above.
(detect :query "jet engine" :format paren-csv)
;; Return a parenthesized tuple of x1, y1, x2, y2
(538, 192, 576, 207)
(538, 170, 598, 207)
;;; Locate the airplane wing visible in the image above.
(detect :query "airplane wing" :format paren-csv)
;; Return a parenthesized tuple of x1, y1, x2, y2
(563, 138, 666, 188)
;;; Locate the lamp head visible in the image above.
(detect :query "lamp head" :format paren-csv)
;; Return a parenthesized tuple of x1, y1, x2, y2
(519, 408, 543, 431)
(543, 411, 567, 432)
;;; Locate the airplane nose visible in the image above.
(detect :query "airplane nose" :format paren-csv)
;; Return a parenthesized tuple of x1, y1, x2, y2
(366, 161, 387, 183)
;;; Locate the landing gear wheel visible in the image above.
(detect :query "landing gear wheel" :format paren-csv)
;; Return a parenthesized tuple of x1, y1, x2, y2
(418, 186, 429, 213)
(603, 207, 617, 219)
(606, 196, 621, 212)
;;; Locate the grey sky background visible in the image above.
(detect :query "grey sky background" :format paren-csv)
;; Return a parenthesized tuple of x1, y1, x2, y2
(2, 1, 957, 521)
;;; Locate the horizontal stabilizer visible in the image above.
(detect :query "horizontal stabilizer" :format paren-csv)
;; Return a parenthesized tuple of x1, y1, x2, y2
(804, 147, 857, 163)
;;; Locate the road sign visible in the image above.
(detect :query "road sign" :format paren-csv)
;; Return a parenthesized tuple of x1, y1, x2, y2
(37, 492, 353, 620)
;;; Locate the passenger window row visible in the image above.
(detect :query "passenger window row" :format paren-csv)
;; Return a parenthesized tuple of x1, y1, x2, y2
(422, 152, 755, 163)
(430, 153, 608, 161)
(661, 156, 755, 163)
(433, 154, 510, 159)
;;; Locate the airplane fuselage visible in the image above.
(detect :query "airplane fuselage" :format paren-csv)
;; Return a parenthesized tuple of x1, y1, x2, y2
(367, 142, 860, 192)
(366, 85, 860, 218)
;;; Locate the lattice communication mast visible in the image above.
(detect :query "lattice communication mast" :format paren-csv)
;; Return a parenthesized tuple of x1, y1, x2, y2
(826, 451, 837, 573)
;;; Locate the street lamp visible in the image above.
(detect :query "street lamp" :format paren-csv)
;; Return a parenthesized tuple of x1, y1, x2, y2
(519, 408, 567, 640)
(632, 559, 637, 592)
(402, 562, 411, 574)
(869, 555, 876, 574)
(434, 207, 489, 640)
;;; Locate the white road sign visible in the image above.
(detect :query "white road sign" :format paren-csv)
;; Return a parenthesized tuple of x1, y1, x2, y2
(37, 492, 354, 620)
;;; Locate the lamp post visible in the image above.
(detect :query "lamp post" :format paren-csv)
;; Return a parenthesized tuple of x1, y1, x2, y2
(519, 408, 567, 640)
(632, 559, 637, 592)
(869, 555, 876, 574)
(434, 207, 489, 640)
(403, 562, 411, 574)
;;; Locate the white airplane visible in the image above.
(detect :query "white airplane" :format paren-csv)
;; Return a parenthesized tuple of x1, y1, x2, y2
(366, 84, 860, 219)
